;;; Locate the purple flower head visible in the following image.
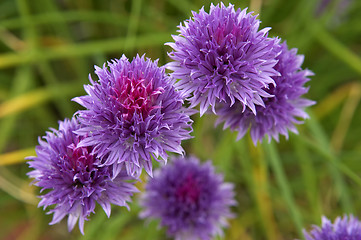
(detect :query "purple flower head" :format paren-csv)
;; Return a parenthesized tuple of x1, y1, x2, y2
(139, 156, 236, 240)
(216, 41, 315, 144)
(302, 215, 361, 240)
(73, 55, 193, 177)
(27, 118, 138, 234)
(166, 3, 281, 116)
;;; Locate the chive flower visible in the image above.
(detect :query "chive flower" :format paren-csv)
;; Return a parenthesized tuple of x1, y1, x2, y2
(73, 55, 193, 177)
(166, 3, 281, 115)
(216, 42, 314, 144)
(27, 118, 138, 234)
(302, 215, 361, 240)
(139, 156, 236, 240)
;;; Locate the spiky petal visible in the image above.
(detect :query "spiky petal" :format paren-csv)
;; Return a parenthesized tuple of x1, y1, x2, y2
(73, 55, 193, 177)
(216, 41, 315, 144)
(27, 118, 138, 234)
(166, 3, 281, 115)
(302, 215, 361, 240)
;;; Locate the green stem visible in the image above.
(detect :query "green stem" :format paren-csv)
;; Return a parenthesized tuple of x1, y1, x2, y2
(264, 141, 304, 239)
(236, 136, 280, 240)
(313, 24, 361, 78)
(306, 112, 353, 213)
(125, 0, 142, 50)
(293, 136, 322, 223)
(0, 33, 171, 69)
(0, 82, 83, 119)
(298, 134, 361, 188)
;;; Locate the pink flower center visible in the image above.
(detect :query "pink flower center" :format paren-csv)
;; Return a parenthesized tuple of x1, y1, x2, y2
(213, 22, 241, 45)
(113, 77, 164, 120)
(175, 174, 201, 203)
(67, 143, 94, 170)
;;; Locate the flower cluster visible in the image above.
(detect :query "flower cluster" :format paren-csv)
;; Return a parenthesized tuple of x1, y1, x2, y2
(167, 3, 314, 143)
(27, 118, 138, 234)
(26, 2, 315, 238)
(302, 215, 361, 240)
(140, 156, 236, 240)
(27, 55, 194, 234)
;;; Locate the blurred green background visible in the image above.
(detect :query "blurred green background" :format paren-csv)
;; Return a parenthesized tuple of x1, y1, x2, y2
(1, 0, 361, 239)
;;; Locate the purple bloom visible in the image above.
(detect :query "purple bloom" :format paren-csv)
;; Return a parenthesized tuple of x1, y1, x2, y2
(216, 42, 315, 144)
(27, 118, 138, 234)
(302, 215, 361, 240)
(73, 55, 193, 177)
(166, 3, 281, 115)
(139, 156, 236, 240)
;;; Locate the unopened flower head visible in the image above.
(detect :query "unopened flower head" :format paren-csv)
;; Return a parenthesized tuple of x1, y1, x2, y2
(302, 215, 361, 240)
(167, 3, 281, 115)
(27, 118, 138, 234)
(216, 42, 315, 144)
(73, 55, 193, 177)
(140, 156, 236, 240)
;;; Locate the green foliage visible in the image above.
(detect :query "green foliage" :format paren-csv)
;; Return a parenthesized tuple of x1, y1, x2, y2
(1, 0, 361, 239)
